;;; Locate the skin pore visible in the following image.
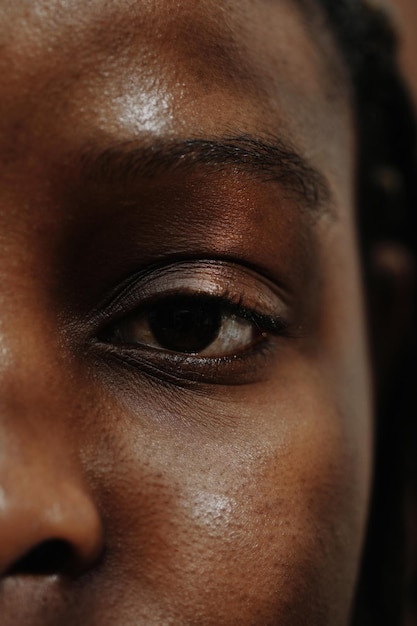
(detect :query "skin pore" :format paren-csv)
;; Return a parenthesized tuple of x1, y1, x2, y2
(0, 1, 374, 625)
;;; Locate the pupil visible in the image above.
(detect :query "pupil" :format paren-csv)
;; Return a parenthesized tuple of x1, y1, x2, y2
(148, 296, 222, 353)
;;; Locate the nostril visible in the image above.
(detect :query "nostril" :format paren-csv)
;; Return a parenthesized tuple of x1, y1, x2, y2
(7, 539, 74, 576)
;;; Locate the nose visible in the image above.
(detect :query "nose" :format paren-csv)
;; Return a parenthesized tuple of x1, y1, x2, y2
(0, 303, 105, 581)
(0, 467, 103, 577)
(0, 282, 105, 581)
(0, 461, 104, 578)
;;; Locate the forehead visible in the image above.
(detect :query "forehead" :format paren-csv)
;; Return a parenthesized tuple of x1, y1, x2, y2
(0, 0, 331, 79)
(0, 0, 349, 152)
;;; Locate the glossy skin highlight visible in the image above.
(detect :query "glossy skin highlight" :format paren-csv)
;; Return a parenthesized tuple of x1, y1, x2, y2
(0, 1, 373, 624)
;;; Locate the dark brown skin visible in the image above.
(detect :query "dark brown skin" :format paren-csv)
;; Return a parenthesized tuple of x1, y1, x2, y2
(0, 1, 374, 624)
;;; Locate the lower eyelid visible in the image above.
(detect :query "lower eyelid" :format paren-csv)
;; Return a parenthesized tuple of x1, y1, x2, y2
(92, 333, 279, 387)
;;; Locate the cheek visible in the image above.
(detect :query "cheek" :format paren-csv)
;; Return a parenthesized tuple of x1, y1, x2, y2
(80, 370, 371, 626)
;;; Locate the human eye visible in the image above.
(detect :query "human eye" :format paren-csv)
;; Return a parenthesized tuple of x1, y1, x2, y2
(93, 260, 294, 385)
(103, 292, 281, 356)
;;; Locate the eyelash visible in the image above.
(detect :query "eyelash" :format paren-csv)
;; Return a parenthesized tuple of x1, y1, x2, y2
(91, 261, 294, 386)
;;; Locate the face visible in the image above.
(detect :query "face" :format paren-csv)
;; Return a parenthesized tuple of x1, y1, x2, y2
(0, 1, 373, 624)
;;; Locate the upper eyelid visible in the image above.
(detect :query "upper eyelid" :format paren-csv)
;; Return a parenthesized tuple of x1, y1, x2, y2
(91, 259, 290, 329)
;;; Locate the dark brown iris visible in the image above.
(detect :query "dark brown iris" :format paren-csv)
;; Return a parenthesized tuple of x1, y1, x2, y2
(148, 295, 222, 353)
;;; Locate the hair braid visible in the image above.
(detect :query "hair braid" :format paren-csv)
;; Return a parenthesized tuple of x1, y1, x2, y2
(318, 3, 417, 624)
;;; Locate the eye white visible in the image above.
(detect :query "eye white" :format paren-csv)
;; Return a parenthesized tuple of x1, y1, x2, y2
(198, 313, 254, 356)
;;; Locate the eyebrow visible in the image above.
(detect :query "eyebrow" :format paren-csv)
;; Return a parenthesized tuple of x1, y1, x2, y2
(78, 134, 332, 212)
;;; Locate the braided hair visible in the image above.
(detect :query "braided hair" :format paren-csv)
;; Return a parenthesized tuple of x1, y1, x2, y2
(318, 2, 417, 624)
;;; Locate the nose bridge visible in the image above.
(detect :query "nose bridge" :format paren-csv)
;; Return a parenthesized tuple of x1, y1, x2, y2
(0, 328, 62, 427)
(0, 310, 78, 480)
(0, 262, 68, 420)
